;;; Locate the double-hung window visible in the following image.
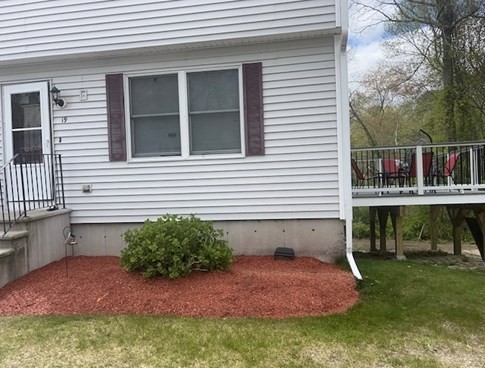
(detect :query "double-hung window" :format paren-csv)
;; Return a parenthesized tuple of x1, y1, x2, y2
(128, 68, 241, 158)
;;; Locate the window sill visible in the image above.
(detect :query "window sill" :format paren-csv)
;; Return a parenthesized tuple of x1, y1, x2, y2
(127, 153, 246, 164)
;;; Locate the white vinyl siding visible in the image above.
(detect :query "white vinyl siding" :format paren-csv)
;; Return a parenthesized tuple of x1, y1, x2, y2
(0, 37, 339, 223)
(0, 0, 337, 64)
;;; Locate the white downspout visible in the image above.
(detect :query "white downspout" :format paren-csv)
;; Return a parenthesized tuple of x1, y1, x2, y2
(336, 0, 362, 279)
(346, 218, 362, 279)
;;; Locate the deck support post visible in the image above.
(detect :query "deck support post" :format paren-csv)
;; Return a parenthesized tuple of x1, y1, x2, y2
(446, 207, 466, 255)
(369, 207, 377, 252)
(377, 208, 389, 252)
(429, 205, 441, 251)
(375, 206, 405, 260)
(390, 206, 406, 260)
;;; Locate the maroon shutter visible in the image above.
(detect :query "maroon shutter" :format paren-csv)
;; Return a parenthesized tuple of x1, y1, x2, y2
(106, 73, 127, 161)
(243, 62, 264, 156)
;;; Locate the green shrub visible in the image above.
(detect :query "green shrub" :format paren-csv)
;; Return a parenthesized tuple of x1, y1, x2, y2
(120, 214, 233, 279)
(353, 207, 370, 224)
(353, 221, 370, 239)
(403, 206, 429, 240)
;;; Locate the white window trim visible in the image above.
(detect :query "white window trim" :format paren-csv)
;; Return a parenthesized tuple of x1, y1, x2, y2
(124, 65, 246, 162)
(178, 71, 190, 158)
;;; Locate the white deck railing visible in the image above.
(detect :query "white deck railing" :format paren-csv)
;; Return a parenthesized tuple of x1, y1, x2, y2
(351, 141, 485, 196)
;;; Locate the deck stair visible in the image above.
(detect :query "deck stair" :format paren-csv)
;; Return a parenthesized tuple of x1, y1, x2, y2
(464, 217, 485, 261)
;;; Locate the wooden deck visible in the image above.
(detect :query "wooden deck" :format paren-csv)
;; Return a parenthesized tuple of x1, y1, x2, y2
(351, 142, 485, 261)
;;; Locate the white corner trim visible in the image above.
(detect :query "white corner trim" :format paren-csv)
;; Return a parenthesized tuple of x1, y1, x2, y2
(334, 36, 352, 222)
(337, 0, 349, 50)
(339, 0, 349, 32)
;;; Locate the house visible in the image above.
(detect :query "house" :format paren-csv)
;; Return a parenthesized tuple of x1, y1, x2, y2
(0, 0, 358, 275)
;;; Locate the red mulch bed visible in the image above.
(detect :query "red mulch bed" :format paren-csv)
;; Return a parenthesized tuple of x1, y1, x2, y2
(0, 256, 359, 318)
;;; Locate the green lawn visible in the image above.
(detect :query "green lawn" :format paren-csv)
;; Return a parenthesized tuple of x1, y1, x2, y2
(0, 259, 484, 368)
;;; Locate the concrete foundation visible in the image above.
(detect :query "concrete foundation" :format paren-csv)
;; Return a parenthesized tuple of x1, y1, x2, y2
(72, 219, 345, 263)
(0, 209, 71, 288)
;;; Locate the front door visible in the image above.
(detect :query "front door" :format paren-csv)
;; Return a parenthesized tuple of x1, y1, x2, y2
(2, 82, 52, 204)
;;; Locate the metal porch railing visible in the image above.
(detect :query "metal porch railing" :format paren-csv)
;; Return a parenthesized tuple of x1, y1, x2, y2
(0, 153, 65, 235)
(351, 141, 485, 196)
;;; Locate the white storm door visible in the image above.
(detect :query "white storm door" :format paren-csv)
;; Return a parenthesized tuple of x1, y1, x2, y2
(2, 82, 52, 203)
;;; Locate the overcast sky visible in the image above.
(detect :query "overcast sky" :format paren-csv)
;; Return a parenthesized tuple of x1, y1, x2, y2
(347, 1, 389, 89)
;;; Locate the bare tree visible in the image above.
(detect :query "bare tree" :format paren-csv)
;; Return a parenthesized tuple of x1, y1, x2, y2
(352, 0, 485, 141)
(349, 64, 424, 146)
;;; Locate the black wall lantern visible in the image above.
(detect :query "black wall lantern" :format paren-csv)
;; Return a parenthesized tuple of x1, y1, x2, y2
(50, 86, 67, 108)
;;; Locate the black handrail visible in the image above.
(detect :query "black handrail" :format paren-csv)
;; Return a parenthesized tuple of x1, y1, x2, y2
(0, 153, 65, 235)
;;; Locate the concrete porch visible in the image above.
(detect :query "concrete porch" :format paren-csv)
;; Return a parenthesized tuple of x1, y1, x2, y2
(0, 208, 71, 288)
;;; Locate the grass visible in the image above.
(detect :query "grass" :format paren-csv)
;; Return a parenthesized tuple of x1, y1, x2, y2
(0, 259, 484, 368)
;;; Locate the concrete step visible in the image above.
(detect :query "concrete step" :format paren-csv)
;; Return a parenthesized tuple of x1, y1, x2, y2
(0, 228, 28, 289)
(0, 246, 24, 288)
(0, 208, 70, 224)
(0, 229, 29, 240)
(0, 229, 28, 288)
(0, 218, 28, 231)
(0, 230, 28, 251)
(0, 248, 14, 258)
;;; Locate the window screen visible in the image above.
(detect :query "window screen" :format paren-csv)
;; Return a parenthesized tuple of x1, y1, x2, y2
(187, 70, 241, 154)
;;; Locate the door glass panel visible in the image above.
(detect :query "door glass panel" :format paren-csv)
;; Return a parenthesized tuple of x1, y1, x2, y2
(13, 130, 43, 163)
(11, 92, 41, 129)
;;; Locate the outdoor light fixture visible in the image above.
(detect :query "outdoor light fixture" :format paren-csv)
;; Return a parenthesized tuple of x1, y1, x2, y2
(63, 226, 78, 277)
(50, 86, 67, 108)
(65, 231, 78, 246)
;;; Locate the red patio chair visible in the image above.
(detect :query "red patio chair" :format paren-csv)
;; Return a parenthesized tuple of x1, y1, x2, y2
(406, 151, 434, 186)
(382, 158, 401, 177)
(382, 158, 404, 187)
(436, 152, 460, 185)
(351, 159, 379, 188)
